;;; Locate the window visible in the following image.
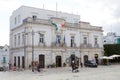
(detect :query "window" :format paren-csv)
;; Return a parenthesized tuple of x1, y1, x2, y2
(83, 37, 87, 45)
(18, 56, 20, 68)
(18, 15, 20, 23)
(39, 33, 44, 43)
(3, 57, 6, 63)
(71, 36, 74, 47)
(56, 35, 61, 44)
(18, 33, 20, 46)
(22, 34, 24, 45)
(95, 38, 98, 45)
(32, 15, 37, 20)
(14, 17, 17, 24)
(104, 40, 106, 42)
(14, 35, 16, 46)
(14, 56, 16, 66)
(5, 49, 7, 51)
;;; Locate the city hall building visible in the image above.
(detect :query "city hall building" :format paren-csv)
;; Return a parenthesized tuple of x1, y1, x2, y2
(10, 6, 103, 69)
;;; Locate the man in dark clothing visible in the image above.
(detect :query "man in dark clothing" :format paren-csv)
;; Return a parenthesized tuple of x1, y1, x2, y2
(37, 64, 40, 72)
(71, 60, 75, 72)
(80, 62, 83, 68)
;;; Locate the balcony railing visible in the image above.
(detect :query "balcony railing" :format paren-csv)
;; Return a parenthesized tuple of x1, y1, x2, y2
(69, 43, 77, 48)
(51, 42, 66, 48)
(80, 43, 92, 48)
(38, 42, 46, 47)
(94, 44, 100, 48)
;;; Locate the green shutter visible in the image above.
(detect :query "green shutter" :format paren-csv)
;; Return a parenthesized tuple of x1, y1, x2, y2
(117, 38, 120, 44)
(3, 57, 6, 63)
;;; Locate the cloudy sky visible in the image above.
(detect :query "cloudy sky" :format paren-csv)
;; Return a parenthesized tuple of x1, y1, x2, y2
(0, 0, 120, 46)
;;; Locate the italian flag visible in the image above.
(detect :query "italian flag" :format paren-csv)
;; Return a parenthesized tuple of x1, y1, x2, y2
(52, 22, 64, 31)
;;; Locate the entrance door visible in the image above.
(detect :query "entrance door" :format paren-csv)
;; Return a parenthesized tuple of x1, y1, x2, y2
(84, 55, 88, 63)
(22, 56, 25, 68)
(18, 56, 20, 68)
(56, 56, 62, 67)
(39, 55, 45, 68)
(71, 54, 75, 65)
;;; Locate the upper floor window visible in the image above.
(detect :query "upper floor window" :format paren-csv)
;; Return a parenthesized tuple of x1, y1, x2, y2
(32, 15, 37, 20)
(39, 33, 44, 43)
(18, 15, 20, 23)
(95, 38, 98, 45)
(14, 17, 17, 24)
(18, 33, 20, 45)
(5, 49, 7, 51)
(3, 57, 6, 63)
(71, 36, 74, 47)
(83, 37, 87, 45)
(22, 34, 24, 45)
(56, 35, 61, 44)
(14, 35, 16, 46)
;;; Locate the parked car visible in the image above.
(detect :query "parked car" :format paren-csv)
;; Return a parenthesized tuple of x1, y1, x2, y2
(84, 60, 98, 67)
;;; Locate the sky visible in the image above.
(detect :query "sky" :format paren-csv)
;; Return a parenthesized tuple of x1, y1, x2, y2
(0, 0, 120, 46)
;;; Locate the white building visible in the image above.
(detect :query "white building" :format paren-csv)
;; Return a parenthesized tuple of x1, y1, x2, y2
(10, 6, 103, 69)
(0, 44, 9, 67)
(103, 32, 120, 44)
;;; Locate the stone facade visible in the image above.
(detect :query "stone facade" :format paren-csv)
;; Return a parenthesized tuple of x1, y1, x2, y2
(10, 6, 103, 69)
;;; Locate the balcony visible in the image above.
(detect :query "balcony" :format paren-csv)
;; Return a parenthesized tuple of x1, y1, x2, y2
(69, 43, 77, 48)
(80, 43, 92, 49)
(51, 42, 66, 48)
(94, 44, 100, 48)
(38, 42, 46, 47)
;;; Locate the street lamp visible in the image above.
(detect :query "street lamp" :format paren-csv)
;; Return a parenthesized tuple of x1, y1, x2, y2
(32, 30, 34, 72)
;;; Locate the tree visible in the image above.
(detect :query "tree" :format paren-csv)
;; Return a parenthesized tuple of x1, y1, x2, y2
(104, 44, 120, 56)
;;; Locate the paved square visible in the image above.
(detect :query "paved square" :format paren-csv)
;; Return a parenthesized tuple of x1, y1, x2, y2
(0, 65, 120, 80)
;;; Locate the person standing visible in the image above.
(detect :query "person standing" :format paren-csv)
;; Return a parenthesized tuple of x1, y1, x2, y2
(80, 62, 83, 68)
(37, 63, 40, 72)
(71, 60, 75, 72)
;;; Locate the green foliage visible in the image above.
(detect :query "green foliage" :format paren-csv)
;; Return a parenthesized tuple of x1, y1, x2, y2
(104, 44, 120, 56)
(52, 63, 56, 68)
(63, 62, 66, 67)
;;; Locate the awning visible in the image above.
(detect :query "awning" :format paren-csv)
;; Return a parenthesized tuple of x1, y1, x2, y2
(100, 56, 113, 59)
(109, 54, 120, 58)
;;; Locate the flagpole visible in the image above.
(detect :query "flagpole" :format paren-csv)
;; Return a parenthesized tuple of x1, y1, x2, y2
(56, 2, 57, 17)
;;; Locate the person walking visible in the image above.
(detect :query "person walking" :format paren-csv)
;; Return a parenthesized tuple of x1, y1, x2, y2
(71, 60, 75, 72)
(37, 63, 40, 72)
(80, 62, 83, 68)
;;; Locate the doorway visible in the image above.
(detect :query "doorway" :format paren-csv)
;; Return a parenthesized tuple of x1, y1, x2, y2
(71, 54, 75, 65)
(84, 55, 88, 63)
(39, 55, 45, 68)
(56, 56, 62, 67)
(22, 56, 25, 68)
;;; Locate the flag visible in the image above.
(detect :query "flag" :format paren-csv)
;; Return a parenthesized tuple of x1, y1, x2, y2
(63, 35, 65, 44)
(52, 22, 58, 31)
(52, 22, 64, 31)
(56, 35, 58, 44)
(61, 23, 65, 28)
